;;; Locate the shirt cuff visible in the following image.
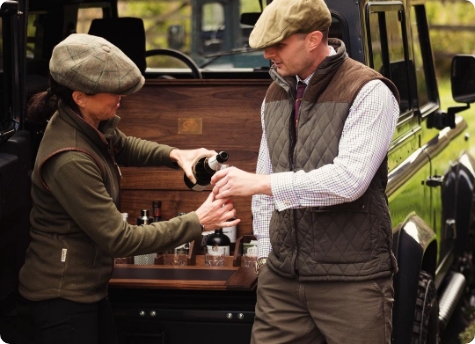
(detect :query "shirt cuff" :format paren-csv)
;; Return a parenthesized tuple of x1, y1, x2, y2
(271, 171, 300, 211)
(257, 237, 271, 259)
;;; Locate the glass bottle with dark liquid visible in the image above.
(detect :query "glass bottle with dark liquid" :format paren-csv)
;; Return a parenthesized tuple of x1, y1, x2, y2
(152, 200, 162, 222)
(184, 151, 229, 191)
(205, 228, 231, 256)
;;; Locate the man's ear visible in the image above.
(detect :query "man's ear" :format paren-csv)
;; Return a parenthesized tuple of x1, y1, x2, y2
(307, 30, 324, 51)
(72, 91, 87, 108)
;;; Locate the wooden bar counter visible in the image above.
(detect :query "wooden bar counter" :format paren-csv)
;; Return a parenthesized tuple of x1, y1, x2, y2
(108, 239, 258, 344)
(109, 264, 258, 291)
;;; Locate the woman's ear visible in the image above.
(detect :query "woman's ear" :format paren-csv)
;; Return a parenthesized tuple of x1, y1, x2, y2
(72, 91, 87, 108)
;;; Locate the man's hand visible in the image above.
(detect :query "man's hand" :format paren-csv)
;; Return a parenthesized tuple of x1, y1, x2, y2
(211, 166, 272, 198)
(170, 148, 217, 184)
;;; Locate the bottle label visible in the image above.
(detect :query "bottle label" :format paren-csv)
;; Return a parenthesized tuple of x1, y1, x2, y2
(245, 246, 258, 256)
(222, 225, 236, 243)
(191, 183, 208, 191)
(206, 245, 229, 256)
(175, 243, 190, 255)
(206, 155, 221, 171)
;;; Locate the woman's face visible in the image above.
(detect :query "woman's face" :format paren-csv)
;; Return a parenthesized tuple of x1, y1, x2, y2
(75, 92, 124, 128)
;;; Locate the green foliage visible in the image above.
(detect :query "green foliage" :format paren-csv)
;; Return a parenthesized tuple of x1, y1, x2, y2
(438, 77, 456, 109)
(119, 1, 191, 52)
(426, 0, 475, 77)
(118, 0, 261, 54)
(460, 321, 475, 344)
(116, 0, 263, 69)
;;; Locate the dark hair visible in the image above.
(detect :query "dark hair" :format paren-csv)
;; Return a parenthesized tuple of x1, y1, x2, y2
(296, 28, 329, 43)
(321, 28, 329, 42)
(26, 76, 80, 124)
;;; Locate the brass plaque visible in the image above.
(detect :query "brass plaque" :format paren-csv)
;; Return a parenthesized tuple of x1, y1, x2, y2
(178, 118, 202, 135)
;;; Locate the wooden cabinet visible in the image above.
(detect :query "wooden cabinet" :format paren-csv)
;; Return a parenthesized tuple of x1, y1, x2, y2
(110, 80, 269, 343)
(109, 236, 258, 344)
(117, 79, 270, 236)
(110, 286, 256, 344)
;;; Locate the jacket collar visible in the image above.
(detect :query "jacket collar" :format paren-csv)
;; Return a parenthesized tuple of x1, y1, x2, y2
(269, 38, 348, 94)
(58, 101, 121, 147)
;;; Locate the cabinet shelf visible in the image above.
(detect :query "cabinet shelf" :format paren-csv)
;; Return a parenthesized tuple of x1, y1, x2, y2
(115, 235, 256, 268)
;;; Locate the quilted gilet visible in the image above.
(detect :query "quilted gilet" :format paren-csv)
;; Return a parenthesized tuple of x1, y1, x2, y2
(265, 39, 399, 281)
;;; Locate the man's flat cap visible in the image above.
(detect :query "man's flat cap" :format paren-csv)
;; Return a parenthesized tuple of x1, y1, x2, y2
(249, 0, 331, 49)
(49, 33, 145, 95)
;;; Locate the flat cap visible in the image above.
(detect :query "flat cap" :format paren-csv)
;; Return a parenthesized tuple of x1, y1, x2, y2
(49, 33, 144, 95)
(249, 0, 331, 49)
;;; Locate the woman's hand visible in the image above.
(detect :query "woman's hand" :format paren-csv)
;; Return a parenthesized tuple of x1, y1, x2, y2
(195, 192, 240, 231)
(170, 148, 217, 184)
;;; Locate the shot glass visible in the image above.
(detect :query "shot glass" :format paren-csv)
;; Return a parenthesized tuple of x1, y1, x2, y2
(204, 245, 226, 266)
(243, 253, 257, 268)
(114, 257, 130, 264)
(164, 253, 187, 266)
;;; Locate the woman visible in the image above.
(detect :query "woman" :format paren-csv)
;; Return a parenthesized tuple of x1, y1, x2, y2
(18, 33, 239, 344)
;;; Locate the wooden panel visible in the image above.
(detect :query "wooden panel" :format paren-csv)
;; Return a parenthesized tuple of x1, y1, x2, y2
(117, 79, 271, 237)
(109, 264, 257, 291)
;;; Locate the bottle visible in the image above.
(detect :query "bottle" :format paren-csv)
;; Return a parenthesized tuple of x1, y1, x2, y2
(184, 151, 229, 191)
(114, 213, 130, 264)
(136, 209, 152, 225)
(222, 219, 237, 244)
(205, 228, 230, 256)
(134, 210, 156, 265)
(152, 200, 163, 222)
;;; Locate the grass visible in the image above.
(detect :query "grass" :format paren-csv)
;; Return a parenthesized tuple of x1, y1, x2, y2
(438, 77, 457, 110)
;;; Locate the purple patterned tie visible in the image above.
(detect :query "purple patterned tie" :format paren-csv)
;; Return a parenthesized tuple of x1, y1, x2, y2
(294, 81, 307, 130)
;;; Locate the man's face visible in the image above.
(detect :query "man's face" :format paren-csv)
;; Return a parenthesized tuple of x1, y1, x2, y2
(263, 34, 314, 79)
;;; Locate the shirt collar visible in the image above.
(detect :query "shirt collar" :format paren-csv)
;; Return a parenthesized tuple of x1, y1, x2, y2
(296, 45, 337, 85)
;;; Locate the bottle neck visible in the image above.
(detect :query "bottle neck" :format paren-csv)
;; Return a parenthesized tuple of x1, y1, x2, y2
(206, 155, 221, 172)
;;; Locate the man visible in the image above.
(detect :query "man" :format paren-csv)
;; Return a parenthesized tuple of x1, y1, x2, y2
(211, 0, 400, 343)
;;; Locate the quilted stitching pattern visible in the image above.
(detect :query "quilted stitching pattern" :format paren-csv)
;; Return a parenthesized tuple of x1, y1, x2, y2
(264, 55, 395, 281)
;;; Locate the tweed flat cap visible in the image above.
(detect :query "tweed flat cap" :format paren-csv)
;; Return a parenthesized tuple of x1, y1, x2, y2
(249, 0, 331, 49)
(49, 33, 144, 95)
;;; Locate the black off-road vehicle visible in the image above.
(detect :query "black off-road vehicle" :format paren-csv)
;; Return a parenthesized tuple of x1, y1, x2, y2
(1, 0, 475, 343)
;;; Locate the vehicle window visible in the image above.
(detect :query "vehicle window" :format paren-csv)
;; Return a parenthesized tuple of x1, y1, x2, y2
(77, 7, 104, 33)
(26, 12, 45, 60)
(200, 2, 225, 55)
(367, 4, 412, 115)
(25, 12, 53, 78)
(410, 5, 438, 113)
(117, 0, 268, 71)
